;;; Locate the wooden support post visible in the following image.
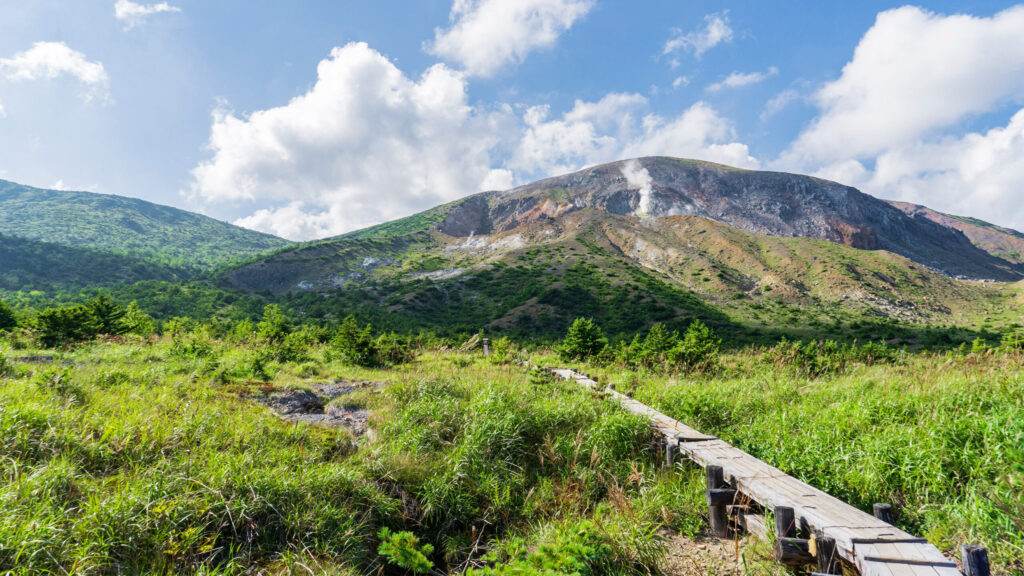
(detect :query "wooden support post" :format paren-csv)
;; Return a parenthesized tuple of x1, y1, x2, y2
(873, 503, 894, 524)
(961, 545, 991, 576)
(814, 536, 841, 575)
(706, 488, 738, 506)
(665, 438, 678, 467)
(774, 537, 813, 566)
(706, 465, 729, 538)
(774, 505, 796, 538)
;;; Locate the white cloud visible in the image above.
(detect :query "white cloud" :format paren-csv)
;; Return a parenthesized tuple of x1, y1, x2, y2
(51, 179, 67, 191)
(707, 66, 777, 92)
(114, 0, 180, 29)
(672, 76, 689, 89)
(822, 107, 1024, 231)
(785, 5, 1024, 166)
(189, 42, 513, 241)
(0, 42, 109, 101)
(509, 94, 758, 179)
(0, 102, 5, 119)
(427, 0, 593, 77)
(760, 88, 801, 121)
(663, 12, 733, 59)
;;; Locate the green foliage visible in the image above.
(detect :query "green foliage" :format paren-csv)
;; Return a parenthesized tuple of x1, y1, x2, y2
(488, 336, 517, 365)
(558, 318, 608, 361)
(765, 338, 899, 378)
(86, 294, 127, 336)
(256, 304, 291, 344)
(35, 304, 100, 347)
(0, 179, 291, 275)
(330, 316, 415, 367)
(120, 301, 155, 336)
(611, 320, 720, 373)
(0, 299, 17, 331)
(668, 320, 721, 372)
(377, 528, 434, 574)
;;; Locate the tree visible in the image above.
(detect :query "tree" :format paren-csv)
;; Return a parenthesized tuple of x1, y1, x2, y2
(120, 301, 155, 336)
(86, 294, 126, 336)
(0, 299, 17, 331)
(557, 317, 608, 361)
(36, 305, 100, 347)
(332, 315, 378, 366)
(256, 304, 291, 344)
(667, 319, 721, 372)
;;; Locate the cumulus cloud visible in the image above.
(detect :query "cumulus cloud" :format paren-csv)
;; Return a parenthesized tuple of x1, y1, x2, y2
(707, 66, 777, 92)
(819, 108, 1024, 230)
(785, 5, 1024, 166)
(0, 102, 5, 119)
(114, 0, 180, 29)
(427, 0, 593, 77)
(188, 42, 513, 240)
(509, 94, 758, 179)
(0, 42, 109, 101)
(663, 12, 733, 60)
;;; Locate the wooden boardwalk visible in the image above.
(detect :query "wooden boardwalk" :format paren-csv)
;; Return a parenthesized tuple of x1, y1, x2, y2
(551, 368, 964, 576)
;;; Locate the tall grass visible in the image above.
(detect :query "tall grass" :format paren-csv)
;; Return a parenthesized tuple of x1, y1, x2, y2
(586, 350, 1024, 573)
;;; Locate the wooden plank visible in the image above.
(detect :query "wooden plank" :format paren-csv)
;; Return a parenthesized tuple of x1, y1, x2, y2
(552, 369, 960, 576)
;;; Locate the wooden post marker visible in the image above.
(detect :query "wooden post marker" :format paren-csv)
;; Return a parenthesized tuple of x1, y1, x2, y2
(961, 545, 991, 576)
(815, 536, 841, 575)
(774, 505, 796, 538)
(773, 506, 812, 566)
(482, 338, 490, 356)
(873, 503, 894, 524)
(706, 465, 729, 538)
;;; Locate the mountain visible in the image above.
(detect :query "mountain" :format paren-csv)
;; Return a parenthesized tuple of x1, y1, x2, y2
(0, 233, 185, 292)
(221, 157, 1022, 341)
(889, 201, 1024, 265)
(0, 180, 292, 275)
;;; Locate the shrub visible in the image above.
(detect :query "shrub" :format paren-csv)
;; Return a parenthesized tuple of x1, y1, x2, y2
(35, 305, 100, 347)
(667, 319, 720, 372)
(377, 528, 434, 574)
(120, 302, 155, 337)
(488, 336, 516, 365)
(256, 304, 291, 344)
(0, 299, 17, 331)
(557, 318, 608, 361)
(331, 316, 416, 367)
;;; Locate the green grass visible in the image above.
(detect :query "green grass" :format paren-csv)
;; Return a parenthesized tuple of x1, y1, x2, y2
(578, 351, 1024, 572)
(0, 338, 714, 575)
(3, 332, 1021, 574)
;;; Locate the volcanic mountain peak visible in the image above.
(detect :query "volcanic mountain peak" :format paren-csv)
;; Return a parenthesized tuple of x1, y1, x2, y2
(437, 157, 1021, 281)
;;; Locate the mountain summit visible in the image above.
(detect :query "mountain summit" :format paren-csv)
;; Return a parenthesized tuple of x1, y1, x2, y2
(222, 157, 1022, 339)
(439, 157, 1021, 281)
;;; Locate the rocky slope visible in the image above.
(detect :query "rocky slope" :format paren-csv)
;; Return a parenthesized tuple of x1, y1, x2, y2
(889, 201, 1024, 265)
(221, 158, 1023, 340)
(439, 158, 1021, 280)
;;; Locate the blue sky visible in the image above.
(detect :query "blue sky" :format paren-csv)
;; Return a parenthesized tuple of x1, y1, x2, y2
(1, 1, 1023, 240)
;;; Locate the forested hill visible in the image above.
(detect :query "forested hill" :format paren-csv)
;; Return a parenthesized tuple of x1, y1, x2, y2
(0, 180, 292, 272)
(0, 232, 188, 291)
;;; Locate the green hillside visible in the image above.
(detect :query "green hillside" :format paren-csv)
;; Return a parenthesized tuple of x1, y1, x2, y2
(0, 233, 187, 292)
(0, 180, 292, 272)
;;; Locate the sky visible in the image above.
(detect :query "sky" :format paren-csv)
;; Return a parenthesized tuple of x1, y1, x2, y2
(1, 1, 1024, 241)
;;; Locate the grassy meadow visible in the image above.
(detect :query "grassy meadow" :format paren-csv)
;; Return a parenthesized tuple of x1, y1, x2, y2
(0, 329, 1022, 574)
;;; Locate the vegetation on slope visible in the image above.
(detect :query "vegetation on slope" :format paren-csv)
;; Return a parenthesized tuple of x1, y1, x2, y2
(0, 180, 291, 272)
(0, 233, 188, 291)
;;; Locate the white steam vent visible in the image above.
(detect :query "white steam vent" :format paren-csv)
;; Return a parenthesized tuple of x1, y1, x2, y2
(620, 159, 654, 216)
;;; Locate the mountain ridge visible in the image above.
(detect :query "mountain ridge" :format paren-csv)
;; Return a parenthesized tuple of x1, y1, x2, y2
(0, 179, 292, 274)
(219, 157, 1022, 340)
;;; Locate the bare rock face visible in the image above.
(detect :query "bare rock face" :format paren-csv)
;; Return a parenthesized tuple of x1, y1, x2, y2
(438, 157, 1021, 281)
